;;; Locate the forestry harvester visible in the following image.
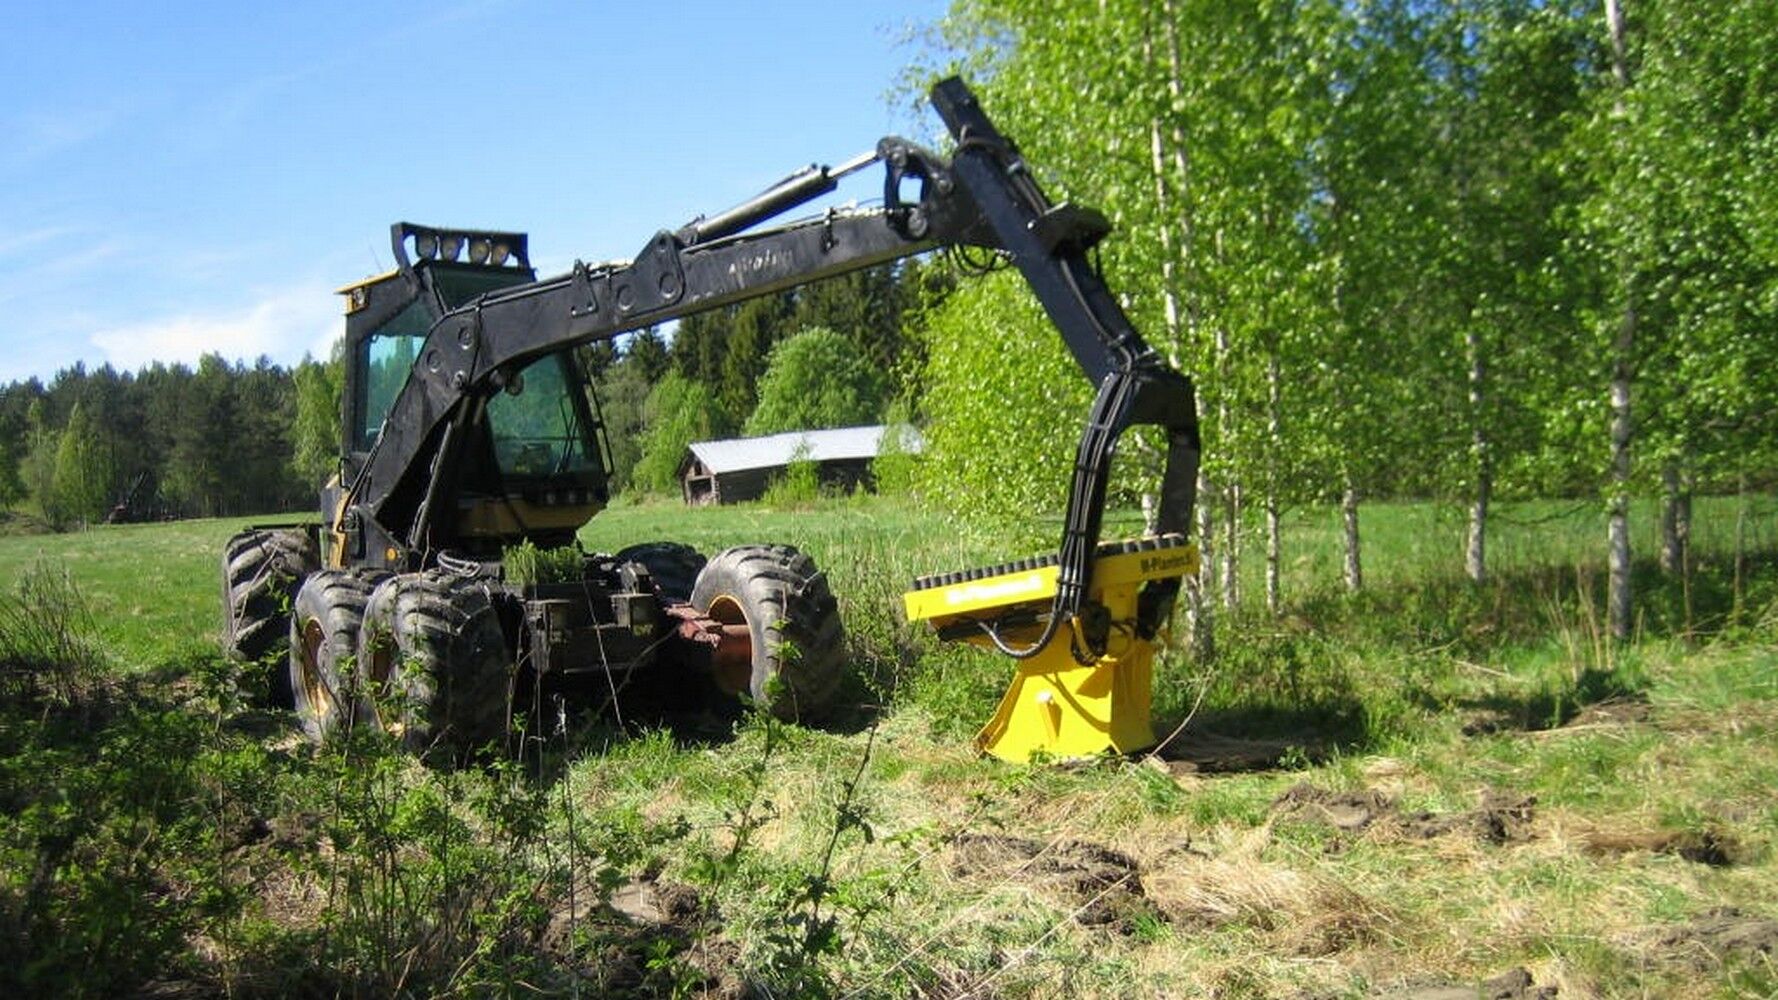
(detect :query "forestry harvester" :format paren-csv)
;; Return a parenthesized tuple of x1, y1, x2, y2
(219, 79, 1200, 762)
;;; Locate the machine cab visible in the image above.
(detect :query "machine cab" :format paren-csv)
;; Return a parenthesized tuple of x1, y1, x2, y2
(336, 224, 612, 554)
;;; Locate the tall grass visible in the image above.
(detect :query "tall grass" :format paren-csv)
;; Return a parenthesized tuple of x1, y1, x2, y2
(586, 491, 1778, 747)
(0, 561, 106, 705)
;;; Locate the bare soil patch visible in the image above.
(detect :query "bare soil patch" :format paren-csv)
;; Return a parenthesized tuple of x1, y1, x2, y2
(947, 833, 1160, 934)
(540, 874, 746, 999)
(1273, 782, 1394, 831)
(1581, 826, 1743, 867)
(1272, 783, 1537, 845)
(1644, 907, 1778, 970)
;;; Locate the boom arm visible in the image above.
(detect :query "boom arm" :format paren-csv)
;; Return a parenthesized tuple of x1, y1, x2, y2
(347, 77, 1198, 654)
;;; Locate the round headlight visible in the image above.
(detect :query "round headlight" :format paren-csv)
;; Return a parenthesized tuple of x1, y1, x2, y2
(468, 238, 491, 264)
(415, 232, 439, 259)
(439, 234, 463, 260)
(490, 242, 511, 266)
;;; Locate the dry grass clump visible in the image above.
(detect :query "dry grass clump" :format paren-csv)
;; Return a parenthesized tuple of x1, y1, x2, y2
(1143, 823, 1395, 956)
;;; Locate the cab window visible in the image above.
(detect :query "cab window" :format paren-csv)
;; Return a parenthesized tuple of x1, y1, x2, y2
(357, 300, 430, 449)
(486, 353, 602, 481)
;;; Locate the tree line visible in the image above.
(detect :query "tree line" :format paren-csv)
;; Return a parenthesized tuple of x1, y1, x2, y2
(0, 357, 318, 527)
(587, 261, 944, 495)
(908, 0, 1778, 643)
(0, 263, 939, 526)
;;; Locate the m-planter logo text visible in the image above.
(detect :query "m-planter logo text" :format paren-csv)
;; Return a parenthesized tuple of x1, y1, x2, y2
(1139, 552, 1192, 576)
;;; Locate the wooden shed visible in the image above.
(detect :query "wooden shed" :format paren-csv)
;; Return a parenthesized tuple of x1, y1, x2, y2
(679, 425, 920, 505)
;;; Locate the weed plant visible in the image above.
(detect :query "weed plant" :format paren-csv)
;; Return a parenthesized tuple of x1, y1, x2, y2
(0, 562, 106, 705)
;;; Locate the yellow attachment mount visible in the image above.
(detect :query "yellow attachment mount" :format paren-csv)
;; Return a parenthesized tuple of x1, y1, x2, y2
(904, 535, 1197, 763)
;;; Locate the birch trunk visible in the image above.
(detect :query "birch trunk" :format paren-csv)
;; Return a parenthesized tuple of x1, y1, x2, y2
(1145, 15, 1212, 658)
(1265, 354, 1281, 614)
(1265, 493, 1281, 614)
(1605, 0, 1635, 643)
(1192, 468, 1216, 661)
(1659, 460, 1690, 576)
(1342, 480, 1363, 592)
(1223, 481, 1242, 610)
(1465, 325, 1490, 585)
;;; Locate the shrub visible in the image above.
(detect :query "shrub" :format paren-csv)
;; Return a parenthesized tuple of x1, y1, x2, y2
(761, 445, 821, 508)
(0, 562, 106, 705)
(504, 540, 585, 586)
(632, 373, 731, 497)
(744, 327, 888, 436)
(870, 411, 920, 497)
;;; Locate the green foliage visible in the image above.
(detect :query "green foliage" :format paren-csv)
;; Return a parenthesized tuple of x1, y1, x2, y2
(761, 444, 822, 508)
(21, 407, 58, 524)
(870, 403, 920, 497)
(49, 401, 117, 527)
(914, 269, 1086, 524)
(0, 357, 309, 528)
(632, 372, 732, 497)
(622, 327, 672, 383)
(503, 539, 585, 586)
(290, 346, 343, 485)
(591, 357, 651, 493)
(743, 326, 888, 437)
(673, 265, 924, 430)
(0, 437, 22, 509)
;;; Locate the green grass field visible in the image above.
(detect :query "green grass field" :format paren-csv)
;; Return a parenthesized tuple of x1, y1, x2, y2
(2, 494, 1775, 997)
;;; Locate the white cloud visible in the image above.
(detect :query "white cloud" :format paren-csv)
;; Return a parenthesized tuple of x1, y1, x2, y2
(88, 285, 342, 372)
(0, 226, 79, 260)
(8, 105, 122, 161)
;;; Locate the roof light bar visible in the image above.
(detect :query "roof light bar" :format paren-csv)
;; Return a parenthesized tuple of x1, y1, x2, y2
(391, 223, 532, 273)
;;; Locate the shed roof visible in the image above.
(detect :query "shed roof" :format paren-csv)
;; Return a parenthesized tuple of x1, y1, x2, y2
(684, 424, 921, 476)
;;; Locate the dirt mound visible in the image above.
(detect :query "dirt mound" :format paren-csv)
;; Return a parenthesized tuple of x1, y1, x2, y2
(539, 874, 745, 998)
(949, 833, 1160, 933)
(1399, 789, 1537, 845)
(607, 876, 705, 927)
(1272, 783, 1536, 845)
(1646, 908, 1778, 969)
(1273, 782, 1393, 830)
(1582, 826, 1742, 867)
(1273, 779, 1536, 839)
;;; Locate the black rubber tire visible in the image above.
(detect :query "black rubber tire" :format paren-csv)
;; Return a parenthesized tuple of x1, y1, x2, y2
(615, 541, 707, 602)
(689, 544, 844, 722)
(221, 527, 319, 708)
(289, 569, 387, 742)
(356, 569, 513, 759)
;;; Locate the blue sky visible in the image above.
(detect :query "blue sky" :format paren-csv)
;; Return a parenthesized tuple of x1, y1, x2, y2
(0, 0, 950, 385)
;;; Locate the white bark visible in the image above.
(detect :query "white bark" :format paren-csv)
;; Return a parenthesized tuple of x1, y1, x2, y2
(1265, 354, 1281, 614)
(1465, 326, 1490, 585)
(1192, 466, 1216, 661)
(1223, 480, 1242, 611)
(1605, 0, 1634, 643)
(1342, 481, 1363, 592)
